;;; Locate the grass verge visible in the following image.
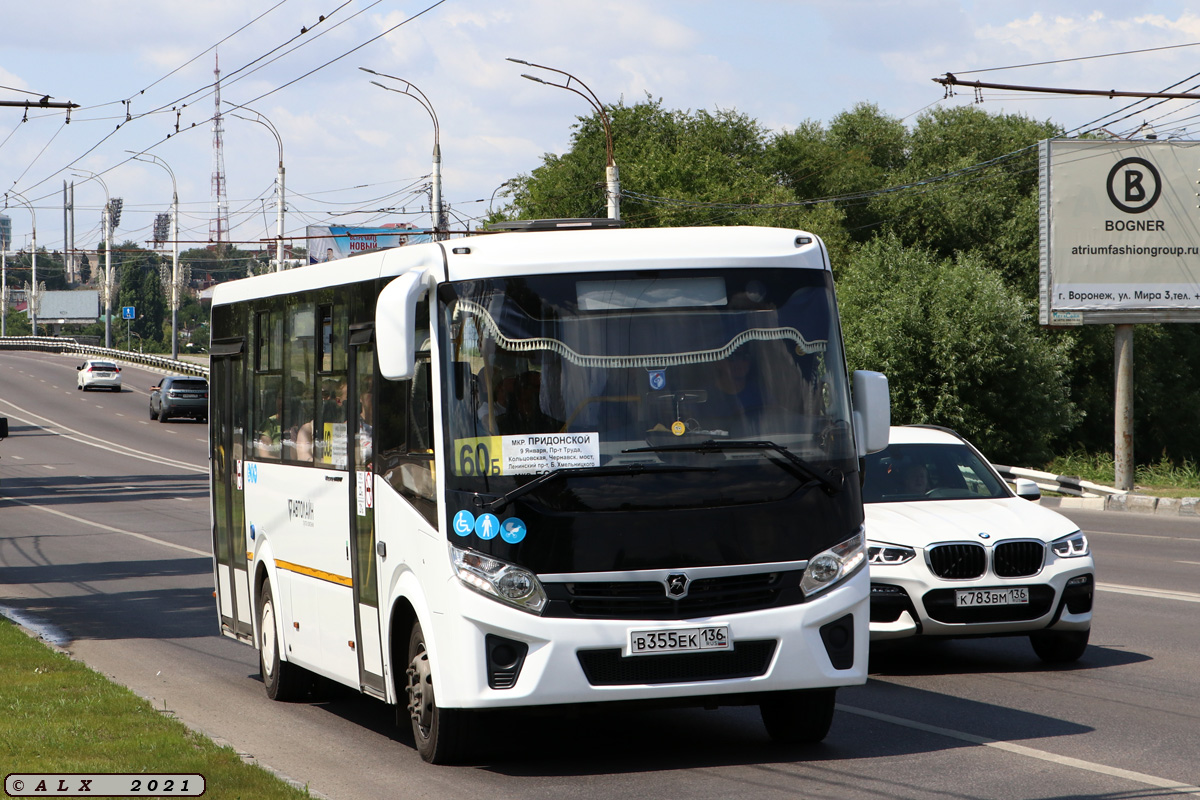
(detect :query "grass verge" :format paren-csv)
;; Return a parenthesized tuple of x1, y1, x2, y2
(0, 618, 312, 799)
(1045, 451, 1200, 497)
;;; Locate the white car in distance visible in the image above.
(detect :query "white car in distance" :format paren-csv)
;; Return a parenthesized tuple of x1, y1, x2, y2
(863, 425, 1094, 663)
(76, 359, 123, 392)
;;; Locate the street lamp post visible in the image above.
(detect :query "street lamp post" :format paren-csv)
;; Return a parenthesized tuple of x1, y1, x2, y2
(72, 171, 114, 348)
(229, 106, 286, 271)
(129, 152, 181, 359)
(507, 58, 620, 221)
(5, 191, 38, 334)
(359, 67, 444, 239)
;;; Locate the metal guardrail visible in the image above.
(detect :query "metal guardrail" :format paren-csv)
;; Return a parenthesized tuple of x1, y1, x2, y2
(0, 336, 209, 379)
(993, 464, 1126, 499)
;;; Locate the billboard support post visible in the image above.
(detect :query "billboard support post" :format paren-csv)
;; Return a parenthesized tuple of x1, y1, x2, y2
(1114, 324, 1134, 491)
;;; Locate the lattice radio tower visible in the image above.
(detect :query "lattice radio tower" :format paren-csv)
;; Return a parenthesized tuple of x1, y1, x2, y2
(209, 53, 230, 252)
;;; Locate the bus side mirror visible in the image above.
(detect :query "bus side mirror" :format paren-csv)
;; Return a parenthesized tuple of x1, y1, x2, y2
(852, 370, 890, 456)
(377, 269, 431, 381)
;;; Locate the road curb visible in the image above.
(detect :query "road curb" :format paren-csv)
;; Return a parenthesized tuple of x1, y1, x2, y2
(1040, 494, 1200, 518)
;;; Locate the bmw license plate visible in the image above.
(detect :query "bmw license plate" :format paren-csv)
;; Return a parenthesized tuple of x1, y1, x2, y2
(628, 625, 730, 656)
(955, 587, 1029, 607)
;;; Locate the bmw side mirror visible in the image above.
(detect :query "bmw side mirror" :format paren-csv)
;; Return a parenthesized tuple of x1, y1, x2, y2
(1013, 478, 1041, 501)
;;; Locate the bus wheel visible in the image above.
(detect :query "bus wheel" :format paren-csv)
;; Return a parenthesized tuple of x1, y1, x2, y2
(405, 622, 472, 764)
(760, 688, 837, 745)
(258, 581, 307, 701)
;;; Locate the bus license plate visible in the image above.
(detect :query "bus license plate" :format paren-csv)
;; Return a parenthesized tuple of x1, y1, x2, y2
(955, 587, 1029, 607)
(628, 625, 730, 656)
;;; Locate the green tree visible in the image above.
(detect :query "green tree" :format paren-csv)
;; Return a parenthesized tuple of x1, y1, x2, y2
(769, 103, 908, 239)
(869, 106, 1059, 295)
(114, 241, 167, 351)
(838, 235, 1076, 464)
(505, 97, 852, 263)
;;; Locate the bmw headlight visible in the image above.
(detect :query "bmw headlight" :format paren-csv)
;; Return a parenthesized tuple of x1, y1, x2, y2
(451, 545, 547, 614)
(1051, 531, 1089, 558)
(868, 542, 916, 565)
(802, 528, 867, 599)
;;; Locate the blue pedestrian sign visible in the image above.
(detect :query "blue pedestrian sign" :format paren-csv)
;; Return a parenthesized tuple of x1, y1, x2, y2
(121, 306, 135, 320)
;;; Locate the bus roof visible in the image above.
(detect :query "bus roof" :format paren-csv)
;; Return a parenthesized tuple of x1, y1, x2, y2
(209, 226, 829, 307)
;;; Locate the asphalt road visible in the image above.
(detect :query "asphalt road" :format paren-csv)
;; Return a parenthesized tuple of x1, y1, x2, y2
(2, 350, 1198, 799)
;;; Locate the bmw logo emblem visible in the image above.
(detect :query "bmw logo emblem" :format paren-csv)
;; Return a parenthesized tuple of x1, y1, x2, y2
(978, 532, 991, 540)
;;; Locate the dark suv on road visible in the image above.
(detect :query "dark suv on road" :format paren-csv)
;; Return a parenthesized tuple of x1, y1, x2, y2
(149, 376, 209, 423)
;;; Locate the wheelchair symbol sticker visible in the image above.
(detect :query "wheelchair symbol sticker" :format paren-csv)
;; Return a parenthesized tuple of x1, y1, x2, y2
(452, 510, 475, 537)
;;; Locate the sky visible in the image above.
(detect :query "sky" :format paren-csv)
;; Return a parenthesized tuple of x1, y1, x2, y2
(4, 0, 1200, 255)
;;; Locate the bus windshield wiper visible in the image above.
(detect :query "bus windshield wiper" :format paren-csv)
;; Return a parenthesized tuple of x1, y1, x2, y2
(623, 439, 845, 495)
(475, 462, 718, 513)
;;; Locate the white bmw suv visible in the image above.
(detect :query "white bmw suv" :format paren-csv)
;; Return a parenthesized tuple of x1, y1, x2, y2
(863, 425, 1094, 663)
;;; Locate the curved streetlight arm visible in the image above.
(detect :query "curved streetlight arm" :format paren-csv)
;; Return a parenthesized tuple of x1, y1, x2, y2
(360, 68, 440, 145)
(127, 150, 182, 359)
(361, 68, 445, 239)
(509, 58, 613, 166)
(226, 105, 288, 271)
(72, 170, 116, 347)
(126, 151, 176, 192)
(4, 190, 37, 336)
(228, 109, 283, 165)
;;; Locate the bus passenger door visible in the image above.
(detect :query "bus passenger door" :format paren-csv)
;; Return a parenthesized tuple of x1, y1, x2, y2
(211, 349, 253, 642)
(348, 337, 386, 696)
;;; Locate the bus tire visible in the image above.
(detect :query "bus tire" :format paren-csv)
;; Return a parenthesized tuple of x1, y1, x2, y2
(760, 688, 837, 745)
(405, 621, 473, 764)
(258, 581, 308, 701)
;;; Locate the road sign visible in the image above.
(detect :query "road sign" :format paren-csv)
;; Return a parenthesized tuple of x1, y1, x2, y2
(122, 306, 135, 320)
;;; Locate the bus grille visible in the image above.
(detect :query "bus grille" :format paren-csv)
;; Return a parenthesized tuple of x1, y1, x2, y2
(577, 640, 777, 685)
(542, 571, 803, 620)
(993, 541, 1045, 577)
(927, 544, 986, 579)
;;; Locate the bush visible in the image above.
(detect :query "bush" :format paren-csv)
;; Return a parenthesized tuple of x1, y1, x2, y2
(838, 235, 1077, 464)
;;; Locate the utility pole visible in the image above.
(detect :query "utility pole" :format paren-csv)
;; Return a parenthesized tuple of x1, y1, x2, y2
(509, 58, 620, 221)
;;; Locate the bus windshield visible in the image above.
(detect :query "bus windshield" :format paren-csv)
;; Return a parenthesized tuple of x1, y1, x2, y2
(439, 267, 857, 504)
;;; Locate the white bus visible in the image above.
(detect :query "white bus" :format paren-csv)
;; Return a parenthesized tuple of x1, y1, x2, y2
(208, 223, 890, 763)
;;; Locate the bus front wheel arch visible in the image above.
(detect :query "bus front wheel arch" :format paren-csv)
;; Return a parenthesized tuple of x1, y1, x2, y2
(404, 620, 475, 764)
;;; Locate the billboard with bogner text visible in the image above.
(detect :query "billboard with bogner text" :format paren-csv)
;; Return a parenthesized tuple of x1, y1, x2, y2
(1040, 138, 1200, 325)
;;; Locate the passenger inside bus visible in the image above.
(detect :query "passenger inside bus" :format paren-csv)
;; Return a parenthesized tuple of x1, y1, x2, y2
(495, 371, 561, 434)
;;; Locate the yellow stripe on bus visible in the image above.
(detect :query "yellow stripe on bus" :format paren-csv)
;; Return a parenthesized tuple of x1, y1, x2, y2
(274, 559, 353, 587)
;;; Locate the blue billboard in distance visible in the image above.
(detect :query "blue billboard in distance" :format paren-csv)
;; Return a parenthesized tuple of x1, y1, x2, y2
(307, 224, 432, 264)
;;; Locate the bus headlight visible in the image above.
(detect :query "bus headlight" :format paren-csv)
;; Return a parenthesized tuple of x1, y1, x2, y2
(802, 528, 867, 599)
(451, 545, 548, 615)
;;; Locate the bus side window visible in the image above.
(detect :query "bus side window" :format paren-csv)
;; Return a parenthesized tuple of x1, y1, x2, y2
(253, 309, 284, 460)
(378, 318, 435, 524)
